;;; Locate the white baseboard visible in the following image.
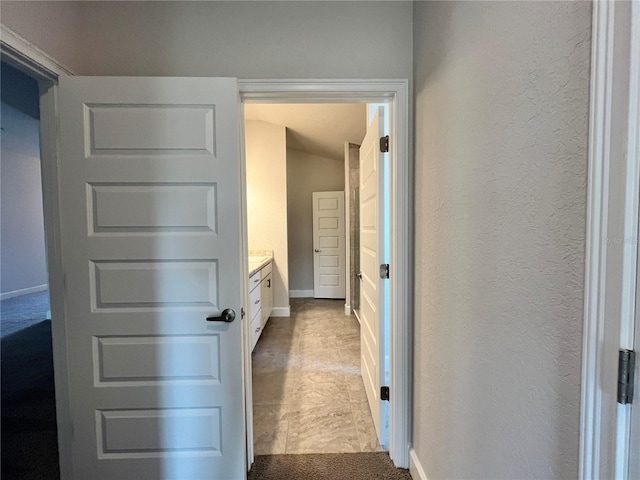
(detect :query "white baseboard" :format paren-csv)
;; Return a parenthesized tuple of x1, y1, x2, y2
(0, 284, 48, 301)
(289, 290, 314, 298)
(409, 448, 428, 480)
(270, 306, 290, 317)
(344, 303, 351, 316)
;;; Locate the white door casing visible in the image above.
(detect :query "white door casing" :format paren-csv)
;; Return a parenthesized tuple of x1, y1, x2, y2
(58, 77, 246, 479)
(359, 107, 386, 441)
(312, 191, 346, 299)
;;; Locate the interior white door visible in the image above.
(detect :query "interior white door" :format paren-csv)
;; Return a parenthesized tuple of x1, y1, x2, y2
(312, 191, 346, 298)
(359, 107, 386, 442)
(58, 77, 246, 480)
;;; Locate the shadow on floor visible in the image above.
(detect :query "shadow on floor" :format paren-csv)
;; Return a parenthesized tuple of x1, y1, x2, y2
(1, 320, 60, 480)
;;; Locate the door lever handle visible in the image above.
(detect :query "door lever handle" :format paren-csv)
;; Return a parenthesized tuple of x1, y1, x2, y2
(207, 308, 236, 323)
(314, 249, 322, 253)
(356, 273, 363, 280)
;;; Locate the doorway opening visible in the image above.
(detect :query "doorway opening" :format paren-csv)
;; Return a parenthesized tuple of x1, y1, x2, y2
(243, 102, 386, 455)
(0, 60, 60, 479)
(0, 61, 51, 336)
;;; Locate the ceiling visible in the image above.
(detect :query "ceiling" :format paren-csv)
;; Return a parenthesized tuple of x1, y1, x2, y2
(244, 103, 366, 160)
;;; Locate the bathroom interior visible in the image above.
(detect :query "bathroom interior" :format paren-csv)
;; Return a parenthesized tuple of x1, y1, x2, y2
(243, 102, 384, 455)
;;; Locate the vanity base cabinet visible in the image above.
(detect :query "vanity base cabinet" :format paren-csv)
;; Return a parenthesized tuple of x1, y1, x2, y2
(249, 261, 273, 351)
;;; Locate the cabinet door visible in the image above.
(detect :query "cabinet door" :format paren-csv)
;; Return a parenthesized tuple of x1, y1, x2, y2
(261, 274, 272, 326)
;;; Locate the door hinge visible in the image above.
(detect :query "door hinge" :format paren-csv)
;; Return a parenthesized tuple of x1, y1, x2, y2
(381, 386, 390, 401)
(617, 349, 636, 405)
(380, 135, 389, 153)
(241, 307, 246, 320)
(379, 264, 389, 279)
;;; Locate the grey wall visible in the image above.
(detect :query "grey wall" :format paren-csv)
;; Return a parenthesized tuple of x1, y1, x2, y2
(1, 62, 40, 119)
(1, 101, 48, 295)
(0, 2, 84, 72)
(287, 148, 345, 292)
(412, 2, 590, 478)
(1, 1, 412, 80)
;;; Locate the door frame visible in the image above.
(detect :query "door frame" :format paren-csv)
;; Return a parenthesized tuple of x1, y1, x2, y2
(239, 79, 412, 469)
(1, 24, 74, 479)
(580, 1, 640, 479)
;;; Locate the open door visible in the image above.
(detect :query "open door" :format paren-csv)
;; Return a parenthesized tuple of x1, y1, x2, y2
(358, 107, 386, 443)
(57, 77, 246, 479)
(312, 191, 346, 299)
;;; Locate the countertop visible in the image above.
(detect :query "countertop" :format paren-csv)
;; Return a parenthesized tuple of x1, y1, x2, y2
(248, 255, 273, 277)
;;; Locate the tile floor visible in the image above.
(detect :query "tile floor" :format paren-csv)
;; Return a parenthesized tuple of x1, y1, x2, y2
(252, 298, 384, 455)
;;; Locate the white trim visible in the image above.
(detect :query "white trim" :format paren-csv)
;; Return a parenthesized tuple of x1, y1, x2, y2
(0, 284, 48, 301)
(270, 306, 291, 317)
(0, 25, 74, 80)
(344, 142, 352, 320)
(409, 448, 428, 480)
(39, 82, 73, 480)
(580, 2, 614, 477)
(581, 1, 639, 479)
(239, 79, 412, 469)
(289, 290, 314, 298)
(344, 303, 351, 316)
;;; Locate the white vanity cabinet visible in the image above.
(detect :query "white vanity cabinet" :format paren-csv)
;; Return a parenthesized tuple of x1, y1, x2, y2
(249, 261, 273, 351)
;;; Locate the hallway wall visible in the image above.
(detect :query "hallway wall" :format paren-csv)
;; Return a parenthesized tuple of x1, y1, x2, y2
(245, 120, 289, 312)
(0, 64, 48, 297)
(287, 148, 344, 294)
(412, 2, 591, 478)
(1, 1, 412, 80)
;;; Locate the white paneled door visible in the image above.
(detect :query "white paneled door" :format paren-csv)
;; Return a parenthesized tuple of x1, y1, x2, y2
(359, 107, 386, 443)
(58, 77, 246, 479)
(312, 191, 346, 299)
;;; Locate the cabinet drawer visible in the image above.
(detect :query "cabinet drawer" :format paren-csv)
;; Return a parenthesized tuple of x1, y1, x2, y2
(249, 285, 262, 319)
(249, 270, 261, 292)
(251, 312, 262, 351)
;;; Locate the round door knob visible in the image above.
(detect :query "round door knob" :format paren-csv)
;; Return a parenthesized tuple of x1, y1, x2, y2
(314, 249, 321, 253)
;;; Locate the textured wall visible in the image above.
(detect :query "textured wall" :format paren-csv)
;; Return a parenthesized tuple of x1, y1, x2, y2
(245, 121, 289, 310)
(287, 148, 344, 292)
(412, 2, 590, 478)
(2, 1, 412, 80)
(1, 102, 48, 294)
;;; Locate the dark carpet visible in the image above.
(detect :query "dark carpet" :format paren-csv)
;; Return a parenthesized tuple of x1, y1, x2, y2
(248, 453, 412, 480)
(1, 320, 60, 480)
(1, 290, 51, 338)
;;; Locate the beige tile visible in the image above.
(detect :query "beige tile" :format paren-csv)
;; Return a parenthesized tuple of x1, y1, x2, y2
(351, 402, 385, 452)
(257, 336, 299, 355)
(290, 370, 349, 404)
(286, 403, 360, 454)
(336, 331, 360, 349)
(252, 371, 296, 405)
(345, 374, 369, 403)
(253, 404, 289, 455)
(252, 348, 302, 374)
(262, 318, 298, 336)
(337, 347, 361, 370)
